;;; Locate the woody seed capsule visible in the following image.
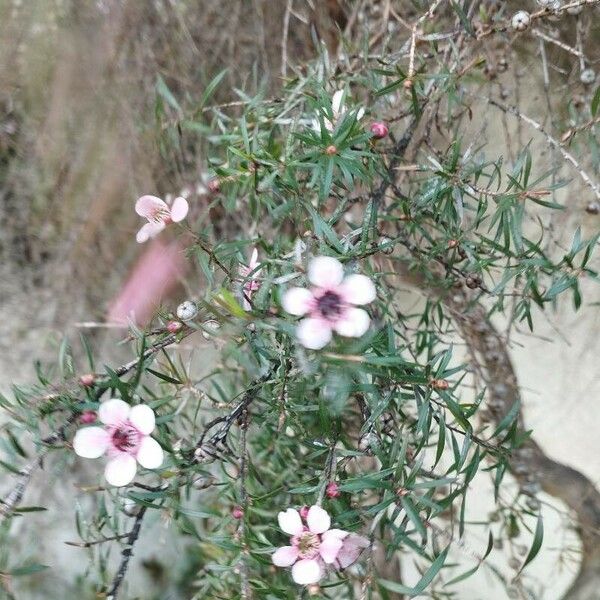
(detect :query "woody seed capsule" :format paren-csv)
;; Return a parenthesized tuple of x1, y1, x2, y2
(511, 11, 531, 31)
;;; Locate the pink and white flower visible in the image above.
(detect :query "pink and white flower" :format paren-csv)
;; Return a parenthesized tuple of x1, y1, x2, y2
(282, 256, 376, 350)
(135, 195, 189, 243)
(239, 248, 262, 310)
(312, 89, 365, 134)
(73, 399, 164, 487)
(272, 505, 368, 585)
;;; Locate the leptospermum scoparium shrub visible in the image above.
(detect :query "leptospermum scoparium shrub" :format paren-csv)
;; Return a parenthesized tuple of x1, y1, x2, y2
(2, 2, 600, 598)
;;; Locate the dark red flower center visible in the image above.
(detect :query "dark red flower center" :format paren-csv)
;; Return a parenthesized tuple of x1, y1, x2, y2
(111, 424, 139, 452)
(317, 290, 343, 320)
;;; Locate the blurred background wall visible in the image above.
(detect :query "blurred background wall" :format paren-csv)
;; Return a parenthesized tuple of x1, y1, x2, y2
(0, 0, 339, 390)
(1, 1, 599, 598)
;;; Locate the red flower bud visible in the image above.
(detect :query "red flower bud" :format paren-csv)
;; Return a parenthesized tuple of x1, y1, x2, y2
(232, 506, 244, 519)
(370, 121, 389, 139)
(80, 410, 97, 424)
(79, 373, 96, 387)
(326, 482, 341, 499)
(166, 320, 183, 333)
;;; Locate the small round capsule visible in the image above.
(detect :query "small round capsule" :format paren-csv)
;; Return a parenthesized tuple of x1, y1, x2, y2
(580, 68, 596, 85)
(586, 201, 600, 215)
(511, 11, 531, 31)
(176, 300, 198, 321)
(379, 236, 394, 254)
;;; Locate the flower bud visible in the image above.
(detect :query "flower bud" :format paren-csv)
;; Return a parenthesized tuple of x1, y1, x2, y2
(166, 320, 183, 333)
(79, 410, 97, 424)
(232, 506, 244, 519)
(447, 239, 459, 249)
(176, 300, 198, 321)
(325, 482, 341, 499)
(430, 379, 450, 390)
(307, 584, 321, 596)
(325, 145, 337, 156)
(79, 373, 96, 387)
(370, 121, 389, 139)
(299, 505, 310, 519)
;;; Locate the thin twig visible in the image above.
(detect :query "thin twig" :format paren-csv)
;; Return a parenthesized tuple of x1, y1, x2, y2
(105, 506, 147, 600)
(237, 408, 252, 599)
(488, 98, 600, 200)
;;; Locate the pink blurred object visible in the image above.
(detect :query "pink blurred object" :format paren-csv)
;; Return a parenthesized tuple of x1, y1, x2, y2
(107, 239, 187, 326)
(80, 410, 97, 424)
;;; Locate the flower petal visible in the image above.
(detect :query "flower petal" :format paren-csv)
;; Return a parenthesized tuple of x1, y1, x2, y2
(333, 308, 370, 338)
(335, 534, 370, 569)
(136, 221, 165, 243)
(170, 196, 189, 222)
(135, 195, 168, 219)
(136, 436, 163, 469)
(98, 399, 130, 426)
(129, 404, 155, 435)
(307, 505, 331, 534)
(291, 558, 322, 585)
(282, 287, 313, 316)
(104, 454, 137, 487)
(73, 427, 109, 459)
(308, 256, 344, 288)
(278, 508, 303, 536)
(249, 248, 259, 269)
(297, 318, 332, 350)
(323, 528, 348, 541)
(319, 534, 344, 564)
(331, 90, 344, 117)
(339, 274, 376, 305)
(272, 546, 299, 567)
(356, 107, 365, 121)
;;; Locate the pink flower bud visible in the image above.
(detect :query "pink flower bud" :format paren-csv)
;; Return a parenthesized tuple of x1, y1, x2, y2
(79, 373, 96, 387)
(299, 505, 310, 519)
(325, 145, 337, 156)
(80, 410, 97, 424)
(232, 506, 244, 519)
(166, 320, 183, 333)
(370, 121, 389, 139)
(326, 482, 341, 499)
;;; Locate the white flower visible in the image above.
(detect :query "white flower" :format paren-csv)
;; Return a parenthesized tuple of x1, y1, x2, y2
(282, 256, 376, 350)
(73, 399, 163, 487)
(272, 506, 368, 585)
